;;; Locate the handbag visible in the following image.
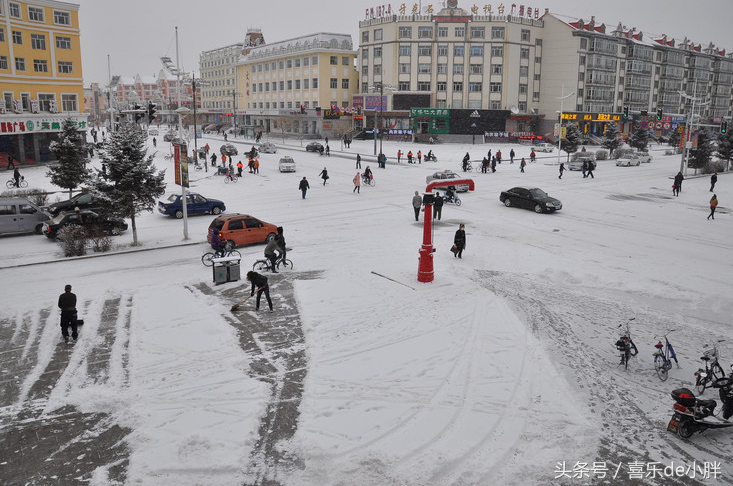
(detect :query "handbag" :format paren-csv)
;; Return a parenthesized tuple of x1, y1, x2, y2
(450, 244, 457, 254)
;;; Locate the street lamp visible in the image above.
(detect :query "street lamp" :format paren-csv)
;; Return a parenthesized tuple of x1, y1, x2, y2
(678, 81, 710, 175)
(556, 84, 575, 164)
(175, 106, 191, 240)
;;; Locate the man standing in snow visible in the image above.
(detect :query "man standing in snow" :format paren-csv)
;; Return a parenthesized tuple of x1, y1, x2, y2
(58, 284, 78, 343)
(710, 172, 717, 192)
(433, 191, 444, 220)
(510, 149, 515, 164)
(299, 176, 310, 199)
(412, 191, 422, 221)
(247, 271, 273, 311)
(356, 153, 361, 169)
(673, 172, 684, 196)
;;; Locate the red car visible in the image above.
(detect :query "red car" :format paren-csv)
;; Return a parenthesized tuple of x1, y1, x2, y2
(207, 214, 277, 248)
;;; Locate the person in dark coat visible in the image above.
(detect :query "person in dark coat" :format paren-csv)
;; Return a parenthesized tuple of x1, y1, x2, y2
(433, 191, 444, 220)
(586, 160, 595, 179)
(299, 176, 310, 199)
(276, 226, 287, 265)
(210, 153, 217, 167)
(7, 152, 14, 169)
(673, 171, 684, 196)
(710, 172, 718, 192)
(452, 224, 466, 258)
(491, 156, 497, 173)
(510, 149, 515, 164)
(13, 168, 21, 187)
(58, 284, 78, 343)
(247, 271, 273, 311)
(581, 160, 588, 178)
(356, 153, 362, 169)
(412, 190, 422, 221)
(319, 167, 329, 185)
(559, 163, 565, 179)
(462, 153, 470, 172)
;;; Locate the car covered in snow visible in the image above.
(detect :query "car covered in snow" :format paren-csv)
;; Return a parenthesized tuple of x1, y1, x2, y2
(259, 142, 278, 154)
(616, 154, 642, 167)
(306, 142, 324, 153)
(278, 156, 296, 172)
(425, 170, 471, 192)
(220, 144, 238, 156)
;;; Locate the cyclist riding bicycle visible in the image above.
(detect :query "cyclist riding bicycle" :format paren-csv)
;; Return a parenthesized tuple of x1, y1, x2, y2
(363, 166, 373, 182)
(210, 229, 227, 257)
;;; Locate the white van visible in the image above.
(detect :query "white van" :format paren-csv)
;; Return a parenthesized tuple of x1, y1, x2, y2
(530, 143, 555, 153)
(0, 198, 52, 235)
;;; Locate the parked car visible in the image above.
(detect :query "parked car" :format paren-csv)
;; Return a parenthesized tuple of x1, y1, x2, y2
(568, 156, 597, 171)
(45, 192, 104, 216)
(158, 193, 226, 219)
(616, 154, 642, 167)
(278, 156, 296, 172)
(259, 142, 278, 154)
(220, 144, 238, 156)
(636, 151, 652, 163)
(163, 132, 176, 142)
(207, 214, 278, 248)
(530, 143, 555, 153)
(499, 187, 562, 214)
(0, 197, 52, 235)
(149, 129, 159, 136)
(306, 142, 324, 152)
(42, 210, 128, 238)
(425, 170, 471, 192)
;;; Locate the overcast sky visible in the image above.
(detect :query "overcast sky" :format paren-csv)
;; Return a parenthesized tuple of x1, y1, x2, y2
(77, 0, 733, 85)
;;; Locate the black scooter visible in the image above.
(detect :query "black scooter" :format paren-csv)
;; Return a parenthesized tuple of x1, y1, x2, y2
(668, 367, 733, 439)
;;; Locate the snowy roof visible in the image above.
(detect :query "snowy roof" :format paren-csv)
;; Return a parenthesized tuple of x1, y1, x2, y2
(242, 32, 354, 62)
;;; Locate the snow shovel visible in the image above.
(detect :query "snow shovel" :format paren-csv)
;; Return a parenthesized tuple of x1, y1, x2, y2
(230, 294, 254, 312)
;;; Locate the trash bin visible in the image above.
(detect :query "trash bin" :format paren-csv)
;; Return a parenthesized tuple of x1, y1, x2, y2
(212, 256, 241, 284)
(217, 166, 227, 176)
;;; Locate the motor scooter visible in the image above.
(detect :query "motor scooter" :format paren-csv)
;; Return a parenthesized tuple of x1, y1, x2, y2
(668, 367, 733, 439)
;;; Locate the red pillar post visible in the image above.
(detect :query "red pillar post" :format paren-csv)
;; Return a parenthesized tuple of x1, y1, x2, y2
(417, 193, 435, 283)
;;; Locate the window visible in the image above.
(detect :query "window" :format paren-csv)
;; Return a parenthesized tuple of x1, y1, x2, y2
(278, 81, 284, 90)
(312, 56, 318, 65)
(362, 48, 369, 59)
(12, 31, 22, 45)
(399, 26, 411, 39)
(61, 94, 77, 112)
(330, 56, 337, 65)
(362, 82, 369, 92)
(418, 45, 431, 56)
(342, 56, 350, 66)
(454, 45, 465, 57)
(54, 10, 71, 25)
(438, 27, 448, 38)
(521, 29, 531, 42)
(303, 57, 309, 66)
(470, 64, 483, 75)
(470, 45, 484, 56)
(362, 31, 369, 43)
(362, 65, 368, 76)
(31, 34, 46, 50)
(519, 84, 528, 94)
(374, 29, 383, 41)
(341, 79, 350, 89)
(436, 82, 447, 91)
(453, 82, 463, 92)
(9, 2, 20, 18)
(417, 82, 431, 91)
(418, 63, 431, 74)
(28, 6, 44, 21)
(399, 63, 411, 74)
(470, 27, 485, 39)
(491, 46, 504, 57)
(58, 61, 73, 73)
(455, 27, 465, 37)
(437, 64, 447, 74)
(295, 58, 300, 67)
(533, 91, 540, 101)
(398, 82, 410, 91)
(469, 82, 482, 92)
(295, 79, 301, 89)
(520, 47, 529, 59)
(287, 80, 292, 90)
(38, 93, 54, 111)
(519, 66, 529, 77)
(304, 79, 309, 89)
(453, 64, 464, 74)
(374, 47, 382, 58)
(0, 56, 7, 70)
(418, 27, 432, 39)
(490, 82, 502, 93)
(312, 78, 318, 88)
(374, 65, 381, 75)
(286, 59, 292, 68)
(399, 45, 411, 56)
(56, 36, 71, 49)
(492, 27, 505, 39)
(491, 64, 503, 75)
(580, 38, 588, 50)
(15, 57, 25, 71)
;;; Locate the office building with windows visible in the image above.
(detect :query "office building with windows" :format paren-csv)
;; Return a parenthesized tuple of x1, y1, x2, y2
(0, 0, 86, 163)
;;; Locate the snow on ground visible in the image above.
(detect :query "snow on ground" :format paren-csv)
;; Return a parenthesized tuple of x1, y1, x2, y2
(0, 131, 732, 486)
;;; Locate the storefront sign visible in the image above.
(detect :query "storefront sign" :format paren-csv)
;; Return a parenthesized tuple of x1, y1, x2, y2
(366, 3, 544, 20)
(0, 114, 87, 134)
(562, 113, 621, 122)
(410, 108, 449, 117)
(364, 96, 387, 111)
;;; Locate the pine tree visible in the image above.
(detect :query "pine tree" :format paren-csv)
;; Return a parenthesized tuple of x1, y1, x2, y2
(716, 130, 733, 171)
(602, 123, 621, 158)
(688, 129, 714, 172)
(560, 123, 582, 161)
(629, 125, 651, 152)
(47, 118, 90, 200)
(668, 131, 681, 150)
(86, 122, 166, 246)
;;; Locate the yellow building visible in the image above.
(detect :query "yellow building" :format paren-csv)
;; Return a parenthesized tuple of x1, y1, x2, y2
(0, 0, 86, 164)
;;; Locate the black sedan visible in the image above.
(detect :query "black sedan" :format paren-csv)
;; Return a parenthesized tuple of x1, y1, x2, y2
(45, 192, 103, 216)
(306, 142, 324, 152)
(42, 210, 128, 238)
(499, 187, 562, 214)
(220, 144, 238, 156)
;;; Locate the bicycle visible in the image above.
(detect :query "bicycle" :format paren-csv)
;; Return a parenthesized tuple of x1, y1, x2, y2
(6, 176, 28, 189)
(615, 318, 639, 370)
(361, 175, 375, 187)
(252, 253, 293, 272)
(695, 341, 726, 394)
(462, 161, 473, 172)
(193, 163, 203, 172)
(653, 331, 679, 381)
(224, 173, 238, 184)
(164, 153, 173, 161)
(201, 247, 242, 267)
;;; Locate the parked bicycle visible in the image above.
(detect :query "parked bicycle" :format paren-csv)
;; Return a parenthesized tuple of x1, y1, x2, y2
(252, 253, 293, 272)
(6, 176, 28, 189)
(201, 247, 242, 267)
(653, 330, 679, 381)
(695, 341, 726, 394)
(615, 318, 639, 370)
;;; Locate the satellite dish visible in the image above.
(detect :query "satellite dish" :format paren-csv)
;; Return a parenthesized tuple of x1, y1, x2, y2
(511, 106, 519, 114)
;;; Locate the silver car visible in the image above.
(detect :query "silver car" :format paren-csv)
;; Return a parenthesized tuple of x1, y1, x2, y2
(425, 170, 471, 192)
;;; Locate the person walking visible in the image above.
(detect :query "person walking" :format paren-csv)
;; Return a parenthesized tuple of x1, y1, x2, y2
(451, 224, 466, 258)
(581, 159, 588, 178)
(13, 167, 21, 187)
(319, 167, 329, 185)
(7, 152, 14, 169)
(246, 271, 273, 311)
(353, 172, 361, 193)
(264, 237, 280, 273)
(325, 144, 330, 156)
(433, 191, 444, 221)
(407, 151, 413, 164)
(152, 137, 157, 148)
(510, 149, 515, 164)
(210, 153, 217, 167)
(496, 150, 502, 164)
(673, 171, 684, 196)
(462, 152, 470, 172)
(708, 194, 718, 220)
(586, 160, 595, 179)
(412, 190, 422, 221)
(397, 150, 402, 164)
(58, 284, 79, 343)
(253, 158, 260, 174)
(481, 156, 488, 173)
(530, 150, 536, 163)
(710, 172, 718, 192)
(520, 158, 526, 173)
(417, 150, 422, 164)
(559, 162, 565, 179)
(491, 156, 497, 173)
(356, 153, 362, 169)
(299, 177, 310, 199)
(237, 160, 243, 177)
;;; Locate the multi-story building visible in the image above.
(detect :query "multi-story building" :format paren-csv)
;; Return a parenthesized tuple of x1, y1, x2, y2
(83, 82, 106, 126)
(0, 0, 86, 163)
(200, 42, 243, 127)
(236, 32, 359, 138)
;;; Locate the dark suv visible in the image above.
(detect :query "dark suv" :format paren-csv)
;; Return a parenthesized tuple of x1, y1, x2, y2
(42, 210, 128, 238)
(45, 192, 104, 216)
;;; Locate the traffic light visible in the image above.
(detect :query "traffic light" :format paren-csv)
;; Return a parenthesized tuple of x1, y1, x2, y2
(300, 104, 305, 114)
(357, 106, 362, 115)
(656, 108, 663, 121)
(722, 120, 728, 134)
(147, 102, 157, 124)
(623, 106, 628, 119)
(133, 104, 143, 123)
